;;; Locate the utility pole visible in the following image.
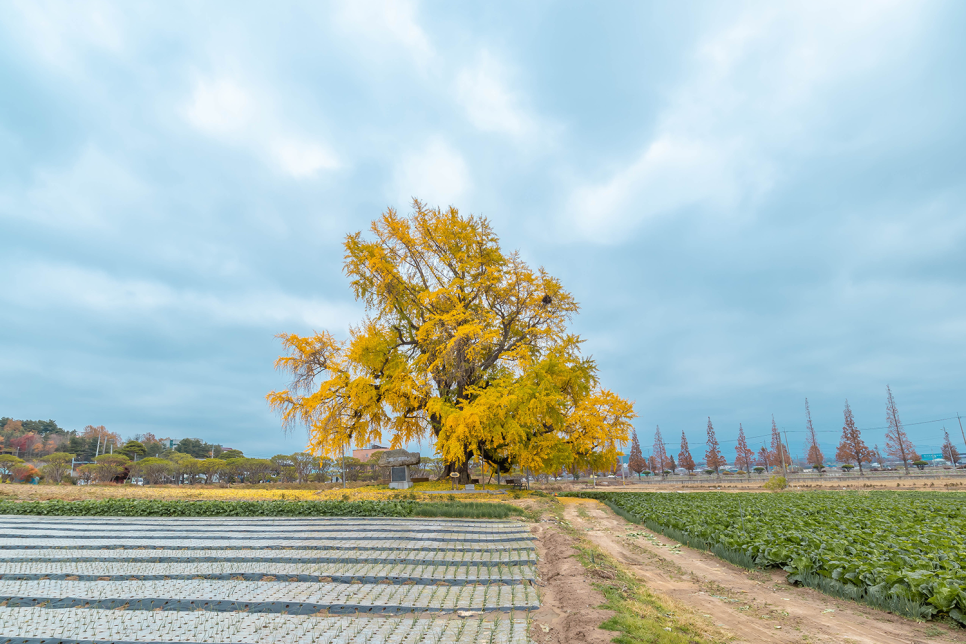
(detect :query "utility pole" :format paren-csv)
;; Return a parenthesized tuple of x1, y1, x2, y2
(958, 414, 966, 461)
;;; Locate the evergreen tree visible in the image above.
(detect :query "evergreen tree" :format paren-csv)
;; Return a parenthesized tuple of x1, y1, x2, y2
(628, 431, 646, 479)
(705, 417, 726, 475)
(678, 431, 695, 474)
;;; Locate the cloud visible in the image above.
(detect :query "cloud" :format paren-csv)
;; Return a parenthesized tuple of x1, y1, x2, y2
(3, 0, 124, 72)
(455, 52, 533, 138)
(183, 78, 253, 136)
(392, 138, 470, 209)
(334, 0, 433, 66)
(271, 139, 340, 178)
(1, 261, 359, 331)
(564, 1, 922, 243)
(0, 146, 149, 230)
(181, 75, 340, 179)
(569, 134, 765, 241)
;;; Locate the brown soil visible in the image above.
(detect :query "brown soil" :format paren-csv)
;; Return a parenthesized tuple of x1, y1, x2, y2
(528, 518, 621, 644)
(562, 497, 966, 644)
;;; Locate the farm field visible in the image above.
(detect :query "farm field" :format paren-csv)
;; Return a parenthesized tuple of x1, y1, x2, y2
(0, 481, 518, 503)
(0, 515, 537, 643)
(574, 490, 966, 625)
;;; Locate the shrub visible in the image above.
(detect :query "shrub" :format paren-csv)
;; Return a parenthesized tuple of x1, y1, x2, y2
(11, 464, 39, 483)
(763, 475, 787, 491)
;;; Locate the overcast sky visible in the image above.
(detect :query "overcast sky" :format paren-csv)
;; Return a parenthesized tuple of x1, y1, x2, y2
(2, 1, 965, 460)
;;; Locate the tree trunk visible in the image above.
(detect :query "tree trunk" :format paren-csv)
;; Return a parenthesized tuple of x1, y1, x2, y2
(441, 460, 471, 484)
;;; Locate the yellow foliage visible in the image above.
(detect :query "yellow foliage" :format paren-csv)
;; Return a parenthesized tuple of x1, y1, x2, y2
(268, 201, 636, 480)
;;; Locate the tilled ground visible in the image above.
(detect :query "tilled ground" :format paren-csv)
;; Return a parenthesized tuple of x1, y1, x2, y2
(561, 497, 966, 644)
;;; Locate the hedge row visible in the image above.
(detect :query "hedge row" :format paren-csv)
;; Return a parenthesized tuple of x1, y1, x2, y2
(0, 499, 522, 519)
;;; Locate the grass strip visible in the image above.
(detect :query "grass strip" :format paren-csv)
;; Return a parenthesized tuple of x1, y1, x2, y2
(0, 498, 523, 519)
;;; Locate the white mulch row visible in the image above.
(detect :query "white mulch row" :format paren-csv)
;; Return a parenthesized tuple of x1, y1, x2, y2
(0, 547, 537, 564)
(0, 579, 538, 610)
(0, 607, 531, 644)
(0, 537, 536, 550)
(1, 516, 525, 524)
(0, 516, 538, 642)
(4, 527, 530, 539)
(0, 560, 536, 582)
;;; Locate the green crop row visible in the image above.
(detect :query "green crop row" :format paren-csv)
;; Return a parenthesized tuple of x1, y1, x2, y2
(570, 491, 966, 625)
(0, 498, 523, 519)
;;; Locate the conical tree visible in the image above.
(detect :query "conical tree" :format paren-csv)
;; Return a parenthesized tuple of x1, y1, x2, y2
(628, 431, 646, 479)
(678, 431, 695, 474)
(835, 400, 873, 474)
(769, 416, 790, 471)
(885, 385, 918, 474)
(653, 425, 669, 478)
(734, 423, 754, 473)
(804, 398, 824, 469)
(705, 418, 726, 475)
(873, 444, 884, 465)
(941, 428, 960, 466)
(757, 446, 770, 471)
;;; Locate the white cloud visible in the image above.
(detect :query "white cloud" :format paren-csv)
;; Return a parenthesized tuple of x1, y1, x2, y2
(455, 52, 532, 138)
(271, 139, 340, 178)
(181, 75, 339, 180)
(4, 0, 124, 72)
(564, 1, 923, 243)
(334, 0, 433, 66)
(1, 261, 360, 331)
(570, 135, 768, 241)
(392, 138, 470, 208)
(0, 146, 149, 230)
(183, 78, 253, 136)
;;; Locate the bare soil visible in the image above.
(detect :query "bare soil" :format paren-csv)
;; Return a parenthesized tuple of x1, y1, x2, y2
(561, 497, 966, 644)
(528, 518, 619, 644)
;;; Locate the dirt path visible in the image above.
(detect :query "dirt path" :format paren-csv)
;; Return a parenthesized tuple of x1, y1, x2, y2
(528, 518, 624, 644)
(562, 497, 966, 644)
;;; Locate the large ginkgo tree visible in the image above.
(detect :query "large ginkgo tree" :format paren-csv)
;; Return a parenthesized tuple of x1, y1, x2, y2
(267, 201, 635, 483)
